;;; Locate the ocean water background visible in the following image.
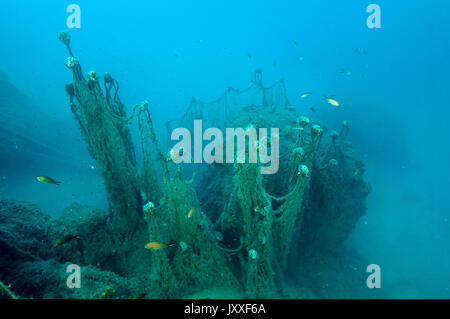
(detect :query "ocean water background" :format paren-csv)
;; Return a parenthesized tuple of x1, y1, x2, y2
(0, 0, 449, 298)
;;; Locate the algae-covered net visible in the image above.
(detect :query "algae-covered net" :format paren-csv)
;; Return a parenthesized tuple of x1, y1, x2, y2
(0, 31, 371, 299)
(165, 68, 290, 145)
(58, 29, 370, 298)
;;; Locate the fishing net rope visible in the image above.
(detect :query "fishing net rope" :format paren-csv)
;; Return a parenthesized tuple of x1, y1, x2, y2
(165, 68, 290, 146)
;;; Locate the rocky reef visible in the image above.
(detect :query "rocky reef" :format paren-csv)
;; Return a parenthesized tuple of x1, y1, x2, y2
(0, 200, 143, 298)
(0, 31, 370, 299)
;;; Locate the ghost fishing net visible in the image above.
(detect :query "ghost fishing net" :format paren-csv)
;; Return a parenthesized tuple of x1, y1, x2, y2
(165, 68, 290, 146)
(57, 30, 370, 298)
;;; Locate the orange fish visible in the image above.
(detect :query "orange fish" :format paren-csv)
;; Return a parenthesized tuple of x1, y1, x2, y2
(144, 242, 170, 250)
(187, 207, 195, 218)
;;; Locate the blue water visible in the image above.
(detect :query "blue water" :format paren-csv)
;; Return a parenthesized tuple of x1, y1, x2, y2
(0, 0, 449, 298)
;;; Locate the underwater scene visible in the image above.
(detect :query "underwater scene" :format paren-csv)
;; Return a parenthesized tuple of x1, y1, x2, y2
(0, 0, 449, 300)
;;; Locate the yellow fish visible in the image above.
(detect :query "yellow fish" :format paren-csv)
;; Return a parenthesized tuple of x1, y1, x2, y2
(54, 234, 80, 247)
(131, 292, 147, 299)
(300, 92, 312, 98)
(187, 207, 195, 218)
(37, 176, 61, 185)
(254, 206, 267, 217)
(324, 96, 340, 107)
(145, 242, 173, 250)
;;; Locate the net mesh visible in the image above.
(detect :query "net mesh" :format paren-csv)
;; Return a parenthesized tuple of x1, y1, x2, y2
(165, 69, 290, 145)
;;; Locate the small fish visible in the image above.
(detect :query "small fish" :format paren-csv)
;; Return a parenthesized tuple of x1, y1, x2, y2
(254, 206, 267, 216)
(37, 176, 61, 185)
(324, 96, 340, 107)
(131, 292, 147, 299)
(311, 107, 316, 113)
(354, 47, 366, 54)
(287, 105, 296, 111)
(247, 53, 252, 59)
(292, 40, 298, 46)
(300, 92, 312, 98)
(187, 207, 195, 218)
(298, 56, 304, 61)
(340, 68, 352, 76)
(55, 234, 80, 247)
(144, 242, 174, 250)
